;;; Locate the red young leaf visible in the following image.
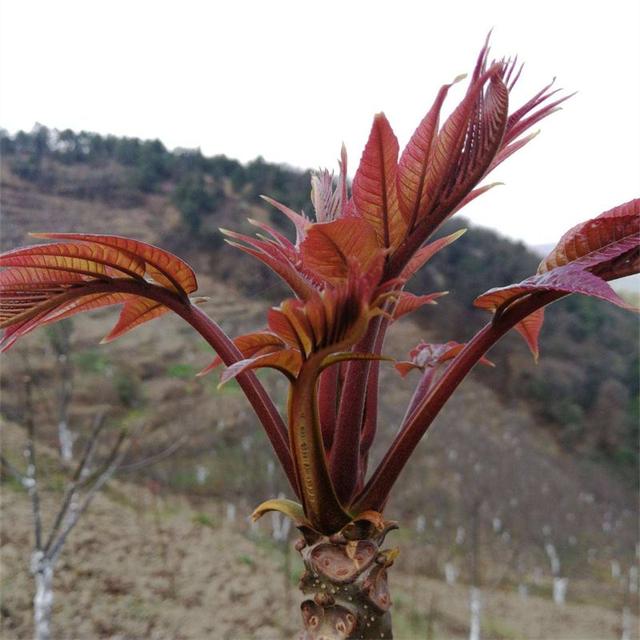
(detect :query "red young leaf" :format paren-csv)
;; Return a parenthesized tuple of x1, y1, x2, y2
(478, 78, 572, 194)
(311, 169, 343, 223)
(398, 229, 466, 283)
(279, 298, 315, 357)
(352, 113, 407, 250)
(217, 278, 386, 386)
(450, 182, 502, 216)
(198, 331, 285, 376)
(0, 241, 146, 280)
(219, 271, 383, 397)
(394, 361, 421, 378)
(267, 305, 305, 351)
(395, 340, 493, 377)
(475, 260, 635, 318)
(1, 310, 53, 352)
(0, 265, 85, 301)
(260, 195, 310, 243)
(41, 293, 132, 332)
(272, 274, 378, 362)
(391, 292, 446, 322)
(101, 298, 168, 343)
(219, 350, 303, 385)
(420, 57, 506, 217)
(225, 211, 386, 302)
(0, 235, 198, 350)
(300, 218, 384, 286)
(397, 76, 464, 230)
(513, 308, 545, 362)
(486, 132, 539, 174)
(538, 199, 640, 275)
(0, 291, 133, 352)
(32, 233, 197, 294)
(338, 144, 349, 218)
(248, 218, 293, 248)
(431, 71, 510, 216)
(475, 200, 640, 357)
(503, 80, 570, 148)
(222, 229, 317, 300)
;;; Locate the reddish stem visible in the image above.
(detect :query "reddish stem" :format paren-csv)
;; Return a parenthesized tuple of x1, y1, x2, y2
(359, 361, 380, 457)
(318, 365, 338, 450)
(353, 370, 378, 499)
(178, 303, 297, 492)
(399, 367, 438, 431)
(329, 315, 383, 502)
(353, 291, 562, 512)
(357, 314, 390, 484)
(288, 355, 352, 533)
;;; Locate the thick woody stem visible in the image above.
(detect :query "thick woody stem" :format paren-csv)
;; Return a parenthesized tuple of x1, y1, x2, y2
(295, 524, 397, 640)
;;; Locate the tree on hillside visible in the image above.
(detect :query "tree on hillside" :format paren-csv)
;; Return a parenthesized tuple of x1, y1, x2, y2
(172, 172, 223, 234)
(1, 374, 133, 640)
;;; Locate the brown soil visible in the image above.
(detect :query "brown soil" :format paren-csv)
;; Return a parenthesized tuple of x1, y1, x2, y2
(1, 456, 636, 640)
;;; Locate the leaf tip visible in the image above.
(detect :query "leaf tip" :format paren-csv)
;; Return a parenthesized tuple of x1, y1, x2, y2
(531, 346, 540, 364)
(190, 296, 211, 306)
(27, 232, 50, 239)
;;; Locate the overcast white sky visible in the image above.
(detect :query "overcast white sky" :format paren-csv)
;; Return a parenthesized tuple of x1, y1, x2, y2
(1, 0, 638, 245)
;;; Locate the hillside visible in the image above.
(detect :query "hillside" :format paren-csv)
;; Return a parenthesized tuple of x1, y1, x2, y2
(0, 126, 638, 638)
(2, 125, 637, 470)
(1, 427, 633, 639)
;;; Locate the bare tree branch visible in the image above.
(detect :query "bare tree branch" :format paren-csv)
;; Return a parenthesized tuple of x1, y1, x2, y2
(43, 412, 106, 555)
(117, 435, 186, 472)
(47, 425, 137, 562)
(74, 427, 128, 490)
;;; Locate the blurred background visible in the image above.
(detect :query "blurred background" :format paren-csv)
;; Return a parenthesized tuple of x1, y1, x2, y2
(1, 1, 638, 638)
